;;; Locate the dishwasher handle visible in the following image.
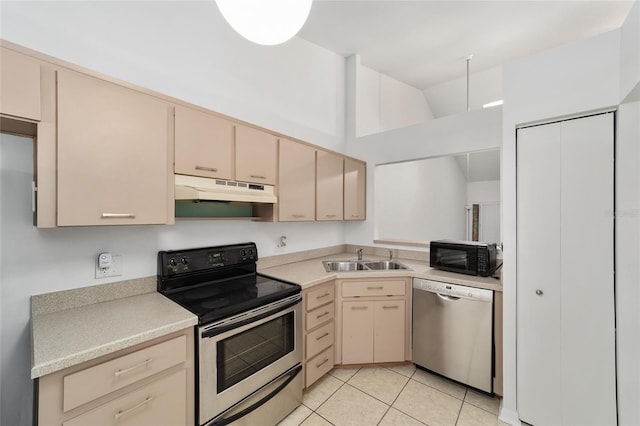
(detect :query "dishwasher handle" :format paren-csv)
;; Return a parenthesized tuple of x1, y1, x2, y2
(436, 293, 460, 301)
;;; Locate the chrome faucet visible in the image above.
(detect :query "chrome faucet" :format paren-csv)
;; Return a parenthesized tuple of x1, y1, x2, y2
(388, 249, 394, 260)
(356, 248, 363, 261)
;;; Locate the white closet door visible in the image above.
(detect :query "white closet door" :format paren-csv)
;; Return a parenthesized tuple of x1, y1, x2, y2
(517, 113, 616, 426)
(559, 113, 615, 425)
(517, 122, 563, 425)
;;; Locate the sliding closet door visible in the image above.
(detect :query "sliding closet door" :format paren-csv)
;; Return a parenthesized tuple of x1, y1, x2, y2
(517, 113, 615, 426)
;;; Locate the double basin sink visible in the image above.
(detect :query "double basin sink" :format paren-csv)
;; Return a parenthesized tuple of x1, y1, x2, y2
(322, 259, 411, 272)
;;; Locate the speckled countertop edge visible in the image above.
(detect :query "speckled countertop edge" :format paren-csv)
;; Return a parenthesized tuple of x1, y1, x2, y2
(31, 292, 197, 379)
(258, 252, 503, 292)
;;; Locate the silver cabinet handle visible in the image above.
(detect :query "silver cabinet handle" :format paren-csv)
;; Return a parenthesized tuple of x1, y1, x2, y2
(316, 311, 330, 319)
(316, 332, 329, 341)
(351, 306, 368, 310)
(316, 358, 329, 368)
(101, 213, 136, 219)
(325, 214, 336, 218)
(382, 305, 399, 309)
(367, 286, 384, 290)
(114, 396, 153, 421)
(351, 214, 361, 218)
(316, 293, 330, 300)
(195, 165, 218, 172)
(536, 289, 544, 296)
(114, 358, 152, 377)
(292, 214, 305, 218)
(250, 174, 266, 179)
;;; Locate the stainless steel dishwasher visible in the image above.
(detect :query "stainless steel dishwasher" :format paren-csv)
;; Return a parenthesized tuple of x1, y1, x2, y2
(412, 278, 493, 393)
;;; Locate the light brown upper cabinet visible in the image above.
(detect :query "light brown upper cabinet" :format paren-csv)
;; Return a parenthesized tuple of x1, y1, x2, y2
(174, 106, 233, 180)
(56, 71, 173, 226)
(235, 124, 277, 185)
(278, 139, 316, 221)
(316, 151, 343, 221)
(344, 158, 366, 220)
(0, 47, 41, 122)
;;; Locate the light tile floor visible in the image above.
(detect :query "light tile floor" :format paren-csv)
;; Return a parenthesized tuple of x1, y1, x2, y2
(279, 364, 509, 426)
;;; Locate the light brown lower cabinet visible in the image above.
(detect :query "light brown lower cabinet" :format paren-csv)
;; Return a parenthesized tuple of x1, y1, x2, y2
(36, 329, 194, 426)
(302, 281, 335, 388)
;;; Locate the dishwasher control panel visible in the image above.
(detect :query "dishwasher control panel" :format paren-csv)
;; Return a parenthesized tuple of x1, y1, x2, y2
(413, 278, 493, 302)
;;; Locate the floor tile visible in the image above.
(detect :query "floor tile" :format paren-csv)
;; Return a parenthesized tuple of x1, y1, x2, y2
(392, 379, 462, 426)
(412, 368, 467, 400)
(316, 383, 389, 426)
(347, 366, 409, 404)
(329, 366, 360, 382)
(379, 407, 426, 426)
(465, 389, 501, 415)
(456, 402, 502, 426)
(386, 363, 417, 378)
(300, 413, 334, 426)
(278, 404, 313, 426)
(303, 374, 343, 410)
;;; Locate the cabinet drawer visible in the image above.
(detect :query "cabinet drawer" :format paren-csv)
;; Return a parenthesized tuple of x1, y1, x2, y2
(63, 335, 186, 412)
(306, 302, 334, 331)
(306, 346, 334, 388)
(306, 285, 335, 311)
(63, 368, 187, 426)
(342, 280, 406, 297)
(306, 321, 334, 360)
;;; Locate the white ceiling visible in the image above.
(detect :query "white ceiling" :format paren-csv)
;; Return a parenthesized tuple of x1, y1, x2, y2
(297, 0, 634, 91)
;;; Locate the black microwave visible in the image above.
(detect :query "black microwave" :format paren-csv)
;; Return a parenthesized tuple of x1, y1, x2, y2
(429, 240, 497, 277)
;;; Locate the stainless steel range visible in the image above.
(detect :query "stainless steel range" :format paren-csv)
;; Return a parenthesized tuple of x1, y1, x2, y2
(157, 243, 302, 426)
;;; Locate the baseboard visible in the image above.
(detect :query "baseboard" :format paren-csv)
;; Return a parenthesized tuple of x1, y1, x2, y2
(499, 405, 522, 426)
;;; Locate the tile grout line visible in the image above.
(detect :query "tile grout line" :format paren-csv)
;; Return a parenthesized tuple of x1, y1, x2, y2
(454, 388, 468, 426)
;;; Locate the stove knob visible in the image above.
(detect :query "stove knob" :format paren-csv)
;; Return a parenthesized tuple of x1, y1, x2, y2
(169, 257, 177, 266)
(240, 249, 246, 257)
(181, 257, 189, 265)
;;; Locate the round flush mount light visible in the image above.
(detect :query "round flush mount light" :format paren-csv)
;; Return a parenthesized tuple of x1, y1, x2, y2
(216, 0, 313, 46)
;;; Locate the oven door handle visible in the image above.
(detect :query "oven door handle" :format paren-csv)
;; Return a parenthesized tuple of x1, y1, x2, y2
(201, 295, 301, 338)
(207, 364, 302, 426)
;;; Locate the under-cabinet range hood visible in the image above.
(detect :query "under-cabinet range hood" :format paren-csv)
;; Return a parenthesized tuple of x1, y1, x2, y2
(175, 174, 277, 204)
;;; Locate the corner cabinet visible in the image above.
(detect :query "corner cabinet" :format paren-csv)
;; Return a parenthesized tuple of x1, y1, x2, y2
(174, 106, 233, 180)
(344, 158, 366, 221)
(278, 139, 316, 221)
(56, 70, 174, 226)
(302, 282, 336, 388)
(336, 278, 410, 365)
(36, 330, 194, 426)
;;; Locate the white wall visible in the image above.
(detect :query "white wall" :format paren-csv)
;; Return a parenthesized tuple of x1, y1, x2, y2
(0, 2, 350, 425)
(375, 157, 467, 242)
(501, 28, 621, 424)
(467, 180, 500, 205)
(347, 55, 434, 138)
(621, 1, 640, 101)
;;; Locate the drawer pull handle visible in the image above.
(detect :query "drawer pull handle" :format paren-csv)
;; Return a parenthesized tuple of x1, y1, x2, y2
(325, 214, 336, 218)
(316, 358, 329, 368)
(292, 214, 305, 218)
(382, 305, 399, 309)
(316, 332, 330, 341)
(351, 214, 361, 218)
(316, 293, 330, 299)
(114, 396, 153, 421)
(114, 358, 153, 377)
(351, 306, 368, 310)
(101, 213, 136, 219)
(195, 165, 218, 172)
(316, 311, 330, 319)
(250, 174, 267, 179)
(367, 286, 384, 290)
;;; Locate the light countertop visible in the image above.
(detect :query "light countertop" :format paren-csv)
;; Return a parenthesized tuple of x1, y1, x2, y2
(258, 252, 502, 292)
(31, 289, 196, 379)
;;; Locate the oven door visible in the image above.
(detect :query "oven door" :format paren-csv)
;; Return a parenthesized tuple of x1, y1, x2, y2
(198, 294, 302, 426)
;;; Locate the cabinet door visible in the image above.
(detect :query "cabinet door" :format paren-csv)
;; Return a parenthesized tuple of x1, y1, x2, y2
(341, 301, 373, 364)
(373, 300, 405, 363)
(0, 47, 41, 121)
(278, 139, 315, 221)
(316, 151, 343, 221)
(174, 106, 233, 179)
(57, 71, 172, 226)
(235, 124, 277, 185)
(344, 158, 366, 220)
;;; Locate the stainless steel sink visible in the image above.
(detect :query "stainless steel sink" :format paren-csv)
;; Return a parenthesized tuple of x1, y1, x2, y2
(322, 259, 410, 272)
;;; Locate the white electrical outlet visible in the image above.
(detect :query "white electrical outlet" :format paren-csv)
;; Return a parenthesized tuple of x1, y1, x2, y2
(95, 253, 123, 278)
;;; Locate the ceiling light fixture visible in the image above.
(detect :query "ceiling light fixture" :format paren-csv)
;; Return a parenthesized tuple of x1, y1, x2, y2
(216, 0, 313, 46)
(483, 100, 504, 109)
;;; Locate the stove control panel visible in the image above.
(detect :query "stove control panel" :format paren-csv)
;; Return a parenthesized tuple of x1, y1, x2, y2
(158, 242, 258, 278)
